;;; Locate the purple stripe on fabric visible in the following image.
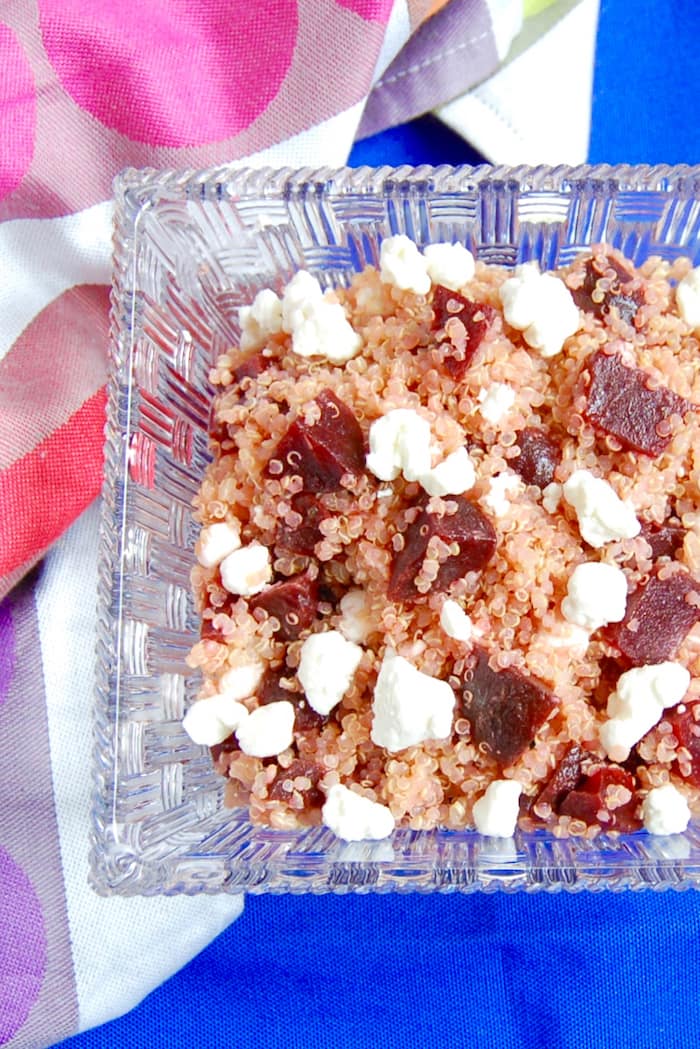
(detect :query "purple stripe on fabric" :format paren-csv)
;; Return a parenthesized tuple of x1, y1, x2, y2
(0, 574, 78, 1049)
(0, 597, 15, 709)
(0, 846, 46, 1045)
(357, 0, 499, 139)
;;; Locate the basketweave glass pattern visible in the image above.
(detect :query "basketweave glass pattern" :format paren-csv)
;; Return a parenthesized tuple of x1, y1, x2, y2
(93, 163, 700, 896)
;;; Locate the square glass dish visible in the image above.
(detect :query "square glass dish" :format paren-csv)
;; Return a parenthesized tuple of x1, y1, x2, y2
(92, 162, 700, 896)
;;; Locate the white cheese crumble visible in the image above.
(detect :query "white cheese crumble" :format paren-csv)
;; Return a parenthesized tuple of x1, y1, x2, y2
(195, 520, 242, 568)
(599, 661, 691, 763)
(499, 261, 580, 358)
(182, 693, 249, 746)
(218, 660, 264, 701)
(321, 784, 395, 842)
(472, 779, 522, 838)
(423, 242, 475, 291)
(281, 270, 323, 329)
(220, 542, 272, 596)
(379, 235, 431, 295)
(440, 599, 473, 642)
(280, 270, 361, 363)
(297, 630, 363, 715)
(370, 649, 455, 752)
(541, 481, 562, 514)
(483, 471, 522, 517)
(562, 469, 640, 548)
(419, 446, 476, 497)
(561, 561, 628, 632)
(477, 383, 516, 425)
(239, 288, 283, 351)
(676, 267, 700, 330)
(366, 408, 432, 483)
(642, 783, 692, 836)
(338, 588, 375, 644)
(235, 700, 295, 757)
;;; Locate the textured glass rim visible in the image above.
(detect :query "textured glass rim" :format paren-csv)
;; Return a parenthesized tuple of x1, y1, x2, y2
(92, 162, 700, 896)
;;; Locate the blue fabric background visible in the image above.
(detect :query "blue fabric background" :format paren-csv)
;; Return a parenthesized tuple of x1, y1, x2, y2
(55, 3, 700, 1046)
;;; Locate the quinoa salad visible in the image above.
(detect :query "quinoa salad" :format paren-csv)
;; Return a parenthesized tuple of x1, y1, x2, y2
(183, 236, 700, 844)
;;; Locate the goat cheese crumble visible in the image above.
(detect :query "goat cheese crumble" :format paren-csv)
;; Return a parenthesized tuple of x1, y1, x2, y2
(371, 649, 455, 752)
(600, 662, 691, 763)
(321, 784, 395, 842)
(642, 783, 692, 836)
(563, 469, 640, 548)
(472, 779, 522, 838)
(499, 262, 580, 358)
(297, 630, 363, 715)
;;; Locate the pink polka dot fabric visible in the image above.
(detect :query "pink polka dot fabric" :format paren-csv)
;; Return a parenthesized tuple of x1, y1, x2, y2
(39, 0, 299, 147)
(0, 3, 508, 1047)
(0, 25, 35, 201)
(335, 0, 394, 22)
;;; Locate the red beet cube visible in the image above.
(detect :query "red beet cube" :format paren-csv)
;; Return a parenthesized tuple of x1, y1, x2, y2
(558, 766, 639, 831)
(511, 427, 562, 488)
(571, 254, 642, 325)
(606, 569, 700, 666)
(276, 492, 325, 555)
(209, 732, 238, 767)
(667, 703, 700, 788)
(268, 758, 325, 808)
(249, 569, 318, 640)
(639, 520, 686, 561)
(431, 285, 495, 380)
(459, 649, 556, 766)
(258, 668, 325, 732)
(388, 496, 497, 602)
(591, 655, 626, 711)
(583, 350, 693, 457)
(271, 389, 365, 492)
(232, 350, 272, 384)
(533, 743, 584, 813)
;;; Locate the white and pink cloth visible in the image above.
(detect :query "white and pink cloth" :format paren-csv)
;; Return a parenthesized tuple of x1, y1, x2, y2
(0, 2, 599, 1046)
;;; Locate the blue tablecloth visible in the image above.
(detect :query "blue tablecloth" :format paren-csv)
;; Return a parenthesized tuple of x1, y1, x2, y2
(55, 4, 700, 1047)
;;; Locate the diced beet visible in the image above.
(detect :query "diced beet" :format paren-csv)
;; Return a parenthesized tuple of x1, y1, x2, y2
(591, 655, 625, 711)
(571, 254, 642, 325)
(639, 519, 686, 561)
(268, 758, 325, 808)
(293, 700, 327, 733)
(270, 389, 365, 492)
(667, 703, 700, 787)
(606, 569, 700, 666)
(511, 427, 562, 488)
(277, 492, 325, 555)
(458, 649, 557, 766)
(209, 732, 238, 767)
(232, 350, 272, 384)
(533, 743, 584, 813)
(258, 668, 296, 706)
(200, 616, 224, 642)
(558, 766, 639, 831)
(431, 285, 495, 380)
(208, 419, 230, 448)
(258, 668, 326, 732)
(583, 350, 693, 457)
(387, 496, 497, 602)
(249, 569, 318, 641)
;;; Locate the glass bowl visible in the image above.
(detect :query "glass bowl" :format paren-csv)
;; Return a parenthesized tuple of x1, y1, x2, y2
(91, 162, 700, 896)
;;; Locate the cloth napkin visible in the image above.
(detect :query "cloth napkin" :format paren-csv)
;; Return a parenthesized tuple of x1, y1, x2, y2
(0, 3, 599, 1046)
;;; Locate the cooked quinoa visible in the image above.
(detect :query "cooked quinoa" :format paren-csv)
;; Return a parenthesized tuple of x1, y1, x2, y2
(185, 241, 700, 841)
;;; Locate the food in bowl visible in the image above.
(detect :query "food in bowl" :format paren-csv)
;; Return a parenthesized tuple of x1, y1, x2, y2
(183, 235, 700, 843)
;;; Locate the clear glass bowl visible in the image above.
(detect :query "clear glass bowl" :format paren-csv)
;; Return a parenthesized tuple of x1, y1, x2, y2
(92, 162, 700, 896)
